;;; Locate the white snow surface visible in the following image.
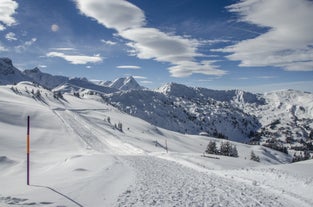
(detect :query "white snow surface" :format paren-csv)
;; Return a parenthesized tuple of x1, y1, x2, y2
(1, 82, 312, 207)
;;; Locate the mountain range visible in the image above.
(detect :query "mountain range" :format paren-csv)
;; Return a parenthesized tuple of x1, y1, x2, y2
(1, 57, 313, 155)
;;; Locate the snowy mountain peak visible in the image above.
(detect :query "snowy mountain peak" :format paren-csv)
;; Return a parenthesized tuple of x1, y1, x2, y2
(0, 57, 30, 85)
(156, 82, 195, 97)
(110, 76, 143, 91)
(0, 57, 13, 67)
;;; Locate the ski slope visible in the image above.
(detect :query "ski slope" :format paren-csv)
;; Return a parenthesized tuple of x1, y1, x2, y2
(0, 82, 312, 207)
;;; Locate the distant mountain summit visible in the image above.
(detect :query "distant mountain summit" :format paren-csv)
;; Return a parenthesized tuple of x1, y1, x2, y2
(109, 76, 143, 91)
(0, 58, 31, 85)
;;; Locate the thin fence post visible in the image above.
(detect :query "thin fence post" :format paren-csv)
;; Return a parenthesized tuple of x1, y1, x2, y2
(27, 116, 30, 185)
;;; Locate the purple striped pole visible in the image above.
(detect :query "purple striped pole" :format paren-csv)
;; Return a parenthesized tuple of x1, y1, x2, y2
(27, 116, 30, 185)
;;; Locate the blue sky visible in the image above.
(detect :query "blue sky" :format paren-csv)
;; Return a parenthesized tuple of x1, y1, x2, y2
(1, 0, 313, 92)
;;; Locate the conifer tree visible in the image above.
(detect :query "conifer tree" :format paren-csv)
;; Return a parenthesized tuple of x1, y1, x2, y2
(206, 140, 218, 154)
(231, 145, 238, 157)
(250, 150, 260, 162)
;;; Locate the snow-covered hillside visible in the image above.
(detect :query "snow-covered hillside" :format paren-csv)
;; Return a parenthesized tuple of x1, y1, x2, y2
(1, 82, 312, 207)
(106, 87, 261, 142)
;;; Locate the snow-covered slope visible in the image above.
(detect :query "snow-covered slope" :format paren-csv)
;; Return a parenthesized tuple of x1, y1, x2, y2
(106, 84, 262, 142)
(23, 67, 69, 89)
(1, 83, 312, 207)
(241, 90, 313, 151)
(0, 58, 31, 85)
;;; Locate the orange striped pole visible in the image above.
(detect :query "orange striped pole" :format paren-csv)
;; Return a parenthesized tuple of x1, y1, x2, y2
(27, 116, 30, 185)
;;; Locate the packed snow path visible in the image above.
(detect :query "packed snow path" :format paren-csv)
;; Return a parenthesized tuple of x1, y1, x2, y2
(117, 156, 307, 207)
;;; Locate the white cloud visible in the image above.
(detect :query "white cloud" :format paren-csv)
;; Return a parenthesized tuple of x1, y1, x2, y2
(51, 47, 76, 51)
(5, 32, 17, 41)
(117, 65, 141, 69)
(133, 76, 147, 79)
(0, 0, 18, 30)
(101, 39, 117, 45)
(168, 60, 226, 77)
(15, 38, 37, 52)
(0, 24, 5, 31)
(74, 0, 225, 77)
(218, 0, 313, 71)
(46, 52, 103, 64)
(75, 0, 145, 32)
(121, 28, 201, 63)
(257, 76, 276, 79)
(38, 65, 47, 68)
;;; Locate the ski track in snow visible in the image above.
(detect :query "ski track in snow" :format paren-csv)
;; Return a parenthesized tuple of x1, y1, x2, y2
(116, 156, 306, 207)
(53, 109, 143, 155)
(53, 109, 106, 152)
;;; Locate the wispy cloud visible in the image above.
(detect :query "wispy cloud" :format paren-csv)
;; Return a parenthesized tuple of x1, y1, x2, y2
(15, 38, 37, 52)
(5, 32, 17, 41)
(0, 42, 7, 51)
(51, 47, 76, 51)
(74, 0, 226, 77)
(117, 65, 141, 69)
(101, 39, 117, 46)
(257, 76, 276, 79)
(0, 0, 18, 30)
(235, 77, 249, 80)
(133, 75, 147, 79)
(217, 0, 313, 72)
(75, 0, 145, 32)
(46, 52, 103, 64)
(38, 65, 47, 68)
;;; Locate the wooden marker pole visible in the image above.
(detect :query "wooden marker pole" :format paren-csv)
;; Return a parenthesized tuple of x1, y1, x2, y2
(27, 116, 30, 185)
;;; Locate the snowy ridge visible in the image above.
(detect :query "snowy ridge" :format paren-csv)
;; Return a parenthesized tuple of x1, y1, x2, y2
(106, 89, 261, 142)
(157, 82, 265, 104)
(23, 67, 69, 89)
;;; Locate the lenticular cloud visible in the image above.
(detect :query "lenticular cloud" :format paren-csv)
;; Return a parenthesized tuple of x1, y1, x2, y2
(219, 0, 313, 71)
(74, 0, 226, 77)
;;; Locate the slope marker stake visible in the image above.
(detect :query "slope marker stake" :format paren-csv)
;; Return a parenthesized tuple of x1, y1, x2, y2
(27, 116, 30, 185)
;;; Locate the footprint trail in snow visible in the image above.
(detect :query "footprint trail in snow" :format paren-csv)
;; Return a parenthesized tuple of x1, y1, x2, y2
(117, 156, 300, 207)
